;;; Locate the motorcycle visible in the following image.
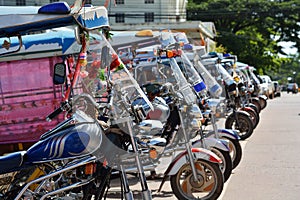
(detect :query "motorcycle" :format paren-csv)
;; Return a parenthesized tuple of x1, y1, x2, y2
(0, 2, 153, 199)
(245, 66, 268, 110)
(200, 53, 254, 140)
(225, 64, 260, 129)
(170, 43, 242, 169)
(133, 47, 225, 199)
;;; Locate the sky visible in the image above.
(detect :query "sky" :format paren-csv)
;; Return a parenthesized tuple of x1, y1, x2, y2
(278, 41, 298, 56)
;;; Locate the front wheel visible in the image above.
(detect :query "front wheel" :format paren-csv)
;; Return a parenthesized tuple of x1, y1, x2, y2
(225, 112, 254, 140)
(259, 96, 267, 110)
(221, 137, 242, 169)
(210, 148, 232, 182)
(242, 107, 260, 129)
(170, 159, 224, 200)
(249, 99, 261, 113)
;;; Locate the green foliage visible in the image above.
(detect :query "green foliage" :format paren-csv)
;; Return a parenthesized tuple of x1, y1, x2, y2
(187, 0, 300, 80)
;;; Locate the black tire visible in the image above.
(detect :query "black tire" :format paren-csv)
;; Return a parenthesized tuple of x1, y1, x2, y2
(259, 97, 267, 110)
(221, 137, 242, 169)
(210, 148, 232, 182)
(243, 107, 260, 129)
(249, 100, 261, 114)
(170, 159, 224, 200)
(225, 112, 254, 140)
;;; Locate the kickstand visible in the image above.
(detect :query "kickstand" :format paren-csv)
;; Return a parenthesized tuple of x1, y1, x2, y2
(157, 175, 168, 193)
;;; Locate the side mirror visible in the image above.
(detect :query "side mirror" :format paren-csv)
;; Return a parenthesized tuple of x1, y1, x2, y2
(53, 63, 66, 85)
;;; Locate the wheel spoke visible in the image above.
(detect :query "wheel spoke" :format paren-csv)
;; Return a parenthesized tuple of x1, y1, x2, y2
(181, 175, 194, 196)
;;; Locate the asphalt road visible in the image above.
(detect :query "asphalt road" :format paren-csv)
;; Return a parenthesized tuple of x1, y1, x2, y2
(105, 92, 300, 200)
(221, 92, 300, 200)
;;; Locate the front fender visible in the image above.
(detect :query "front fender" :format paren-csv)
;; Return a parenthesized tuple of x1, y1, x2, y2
(192, 138, 229, 152)
(258, 94, 268, 101)
(240, 106, 255, 113)
(218, 128, 240, 140)
(164, 148, 222, 176)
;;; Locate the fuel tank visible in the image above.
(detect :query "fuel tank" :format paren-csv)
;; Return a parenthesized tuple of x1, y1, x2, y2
(25, 121, 103, 163)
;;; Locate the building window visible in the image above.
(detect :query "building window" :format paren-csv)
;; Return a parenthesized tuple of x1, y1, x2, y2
(145, 0, 154, 3)
(145, 12, 154, 22)
(115, 13, 125, 23)
(116, 0, 124, 4)
(16, 0, 25, 5)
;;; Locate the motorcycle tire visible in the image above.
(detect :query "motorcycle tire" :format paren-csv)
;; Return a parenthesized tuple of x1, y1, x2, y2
(225, 112, 254, 140)
(220, 136, 242, 169)
(210, 148, 232, 182)
(242, 107, 260, 129)
(170, 159, 224, 200)
(249, 99, 261, 113)
(259, 96, 267, 110)
(248, 102, 260, 115)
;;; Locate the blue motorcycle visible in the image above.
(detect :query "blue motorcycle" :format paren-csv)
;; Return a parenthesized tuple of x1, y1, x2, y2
(0, 2, 153, 199)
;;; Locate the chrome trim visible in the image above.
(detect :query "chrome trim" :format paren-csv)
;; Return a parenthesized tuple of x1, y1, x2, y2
(40, 179, 93, 200)
(15, 156, 96, 199)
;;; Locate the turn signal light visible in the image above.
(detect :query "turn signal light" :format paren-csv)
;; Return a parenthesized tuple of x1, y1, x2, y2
(166, 49, 182, 58)
(149, 149, 158, 159)
(85, 163, 96, 175)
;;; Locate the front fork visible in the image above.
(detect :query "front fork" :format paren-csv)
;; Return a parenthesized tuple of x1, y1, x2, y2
(124, 120, 152, 200)
(178, 107, 200, 183)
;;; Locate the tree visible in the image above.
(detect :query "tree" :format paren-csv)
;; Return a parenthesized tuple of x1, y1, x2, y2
(187, 0, 300, 75)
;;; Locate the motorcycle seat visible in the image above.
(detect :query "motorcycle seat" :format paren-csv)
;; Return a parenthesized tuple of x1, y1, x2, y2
(0, 151, 26, 174)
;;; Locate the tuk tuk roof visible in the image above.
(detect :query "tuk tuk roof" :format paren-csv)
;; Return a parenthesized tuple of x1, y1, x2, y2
(0, 3, 109, 38)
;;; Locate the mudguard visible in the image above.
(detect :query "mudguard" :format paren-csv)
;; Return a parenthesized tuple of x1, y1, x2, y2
(218, 128, 241, 140)
(258, 94, 267, 101)
(240, 106, 255, 113)
(250, 97, 260, 104)
(164, 148, 222, 176)
(192, 137, 229, 152)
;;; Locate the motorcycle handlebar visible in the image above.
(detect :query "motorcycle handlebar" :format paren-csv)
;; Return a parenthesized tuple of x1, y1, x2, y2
(46, 101, 70, 122)
(46, 93, 102, 122)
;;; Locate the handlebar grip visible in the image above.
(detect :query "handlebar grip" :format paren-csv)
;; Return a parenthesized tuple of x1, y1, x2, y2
(46, 105, 64, 122)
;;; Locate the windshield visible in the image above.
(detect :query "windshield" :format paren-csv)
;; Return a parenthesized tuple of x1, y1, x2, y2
(134, 57, 197, 105)
(175, 52, 206, 94)
(67, 31, 155, 168)
(73, 30, 153, 113)
(193, 59, 223, 98)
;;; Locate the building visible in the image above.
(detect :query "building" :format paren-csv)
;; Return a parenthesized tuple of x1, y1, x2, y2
(0, 0, 216, 50)
(0, 0, 186, 24)
(100, 0, 187, 25)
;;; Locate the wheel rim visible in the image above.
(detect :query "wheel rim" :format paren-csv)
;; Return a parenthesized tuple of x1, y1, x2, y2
(230, 116, 252, 138)
(176, 161, 219, 199)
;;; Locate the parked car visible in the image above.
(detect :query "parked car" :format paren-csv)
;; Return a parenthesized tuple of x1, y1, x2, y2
(287, 83, 298, 94)
(259, 75, 275, 99)
(272, 81, 281, 97)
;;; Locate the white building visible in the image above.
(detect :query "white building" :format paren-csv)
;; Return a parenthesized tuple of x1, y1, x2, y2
(99, 0, 187, 25)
